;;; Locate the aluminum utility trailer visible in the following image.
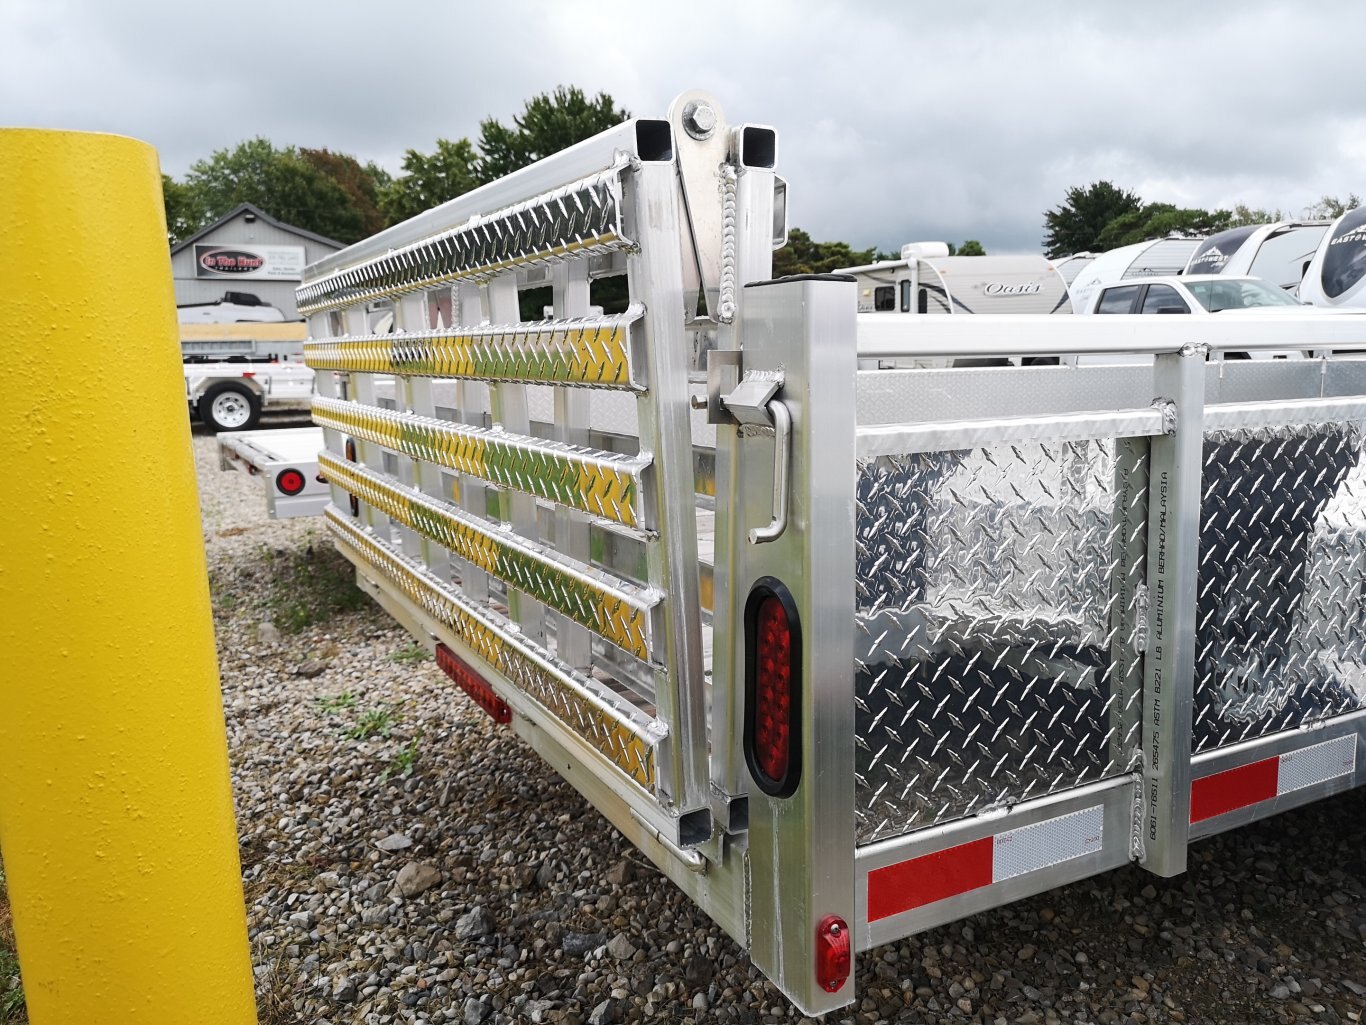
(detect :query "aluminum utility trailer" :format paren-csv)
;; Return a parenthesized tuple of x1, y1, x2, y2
(298, 91, 1366, 1015)
(217, 427, 329, 519)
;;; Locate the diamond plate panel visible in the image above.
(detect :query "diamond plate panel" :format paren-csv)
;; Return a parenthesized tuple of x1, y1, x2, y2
(303, 307, 641, 389)
(312, 397, 648, 528)
(325, 508, 657, 790)
(319, 452, 656, 661)
(1193, 421, 1366, 752)
(297, 167, 631, 315)
(854, 438, 1148, 845)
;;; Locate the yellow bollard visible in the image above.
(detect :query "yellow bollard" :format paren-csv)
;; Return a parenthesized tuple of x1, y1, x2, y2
(0, 130, 257, 1025)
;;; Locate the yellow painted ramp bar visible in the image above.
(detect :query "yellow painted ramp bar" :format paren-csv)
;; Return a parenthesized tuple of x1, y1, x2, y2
(0, 130, 256, 1025)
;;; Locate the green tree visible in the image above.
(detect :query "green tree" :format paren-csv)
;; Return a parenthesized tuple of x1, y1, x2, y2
(179, 138, 365, 243)
(1306, 193, 1363, 219)
(1227, 203, 1285, 227)
(477, 86, 630, 182)
(378, 137, 482, 225)
(162, 173, 201, 246)
(1094, 203, 1232, 250)
(954, 239, 987, 256)
(772, 228, 885, 277)
(1042, 181, 1142, 257)
(301, 148, 391, 238)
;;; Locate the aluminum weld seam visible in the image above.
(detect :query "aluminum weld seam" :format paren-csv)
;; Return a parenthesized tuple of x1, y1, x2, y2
(325, 508, 657, 790)
(303, 307, 642, 389)
(319, 451, 655, 660)
(312, 396, 648, 529)
(296, 166, 632, 315)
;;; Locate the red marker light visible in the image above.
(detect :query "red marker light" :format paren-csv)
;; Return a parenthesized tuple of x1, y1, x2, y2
(815, 915, 851, 993)
(275, 468, 306, 496)
(436, 644, 511, 724)
(744, 579, 801, 797)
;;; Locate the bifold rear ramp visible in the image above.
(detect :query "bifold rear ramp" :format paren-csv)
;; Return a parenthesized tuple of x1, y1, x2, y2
(299, 89, 1366, 1017)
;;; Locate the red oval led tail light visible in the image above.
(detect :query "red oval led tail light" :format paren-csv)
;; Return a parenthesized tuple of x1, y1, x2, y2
(815, 915, 851, 992)
(744, 578, 801, 797)
(275, 468, 306, 496)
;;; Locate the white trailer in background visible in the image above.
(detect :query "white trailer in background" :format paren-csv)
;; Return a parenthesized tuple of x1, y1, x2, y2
(217, 427, 328, 519)
(179, 322, 315, 432)
(1185, 220, 1331, 291)
(1297, 207, 1366, 309)
(1067, 234, 1205, 313)
(840, 243, 1072, 316)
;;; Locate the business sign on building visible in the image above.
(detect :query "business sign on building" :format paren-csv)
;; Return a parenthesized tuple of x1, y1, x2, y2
(194, 244, 306, 280)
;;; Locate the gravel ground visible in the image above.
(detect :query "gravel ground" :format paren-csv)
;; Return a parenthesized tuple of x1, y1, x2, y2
(193, 418, 1365, 1025)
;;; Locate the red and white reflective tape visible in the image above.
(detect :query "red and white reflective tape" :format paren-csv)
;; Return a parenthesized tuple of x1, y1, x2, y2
(867, 805, 1104, 923)
(1190, 734, 1356, 824)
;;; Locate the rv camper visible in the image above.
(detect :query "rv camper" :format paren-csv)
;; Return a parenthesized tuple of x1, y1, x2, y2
(1296, 206, 1366, 309)
(839, 243, 1072, 317)
(1185, 221, 1331, 292)
(1067, 235, 1205, 313)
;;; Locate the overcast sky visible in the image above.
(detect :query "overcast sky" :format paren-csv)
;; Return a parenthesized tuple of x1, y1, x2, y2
(4, 1, 1363, 253)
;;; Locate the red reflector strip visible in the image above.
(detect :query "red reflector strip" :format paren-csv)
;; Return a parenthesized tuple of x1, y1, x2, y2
(1190, 735, 1355, 823)
(868, 837, 993, 922)
(435, 644, 511, 724)
(1189, 757, 1278, 823)
(867, 805, 1105, 923)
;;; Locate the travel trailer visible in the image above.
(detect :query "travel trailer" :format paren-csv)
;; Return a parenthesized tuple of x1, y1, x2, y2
(1184, 221, 1331, 292)
(1067, 235, 1205, 313)
(839, 243, 1072, 316)
(1296, 206, 1366, 309)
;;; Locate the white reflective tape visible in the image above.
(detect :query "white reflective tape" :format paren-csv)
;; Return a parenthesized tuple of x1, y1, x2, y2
(992, 805, 1104, 883)
(1277, 735, 1356, 796)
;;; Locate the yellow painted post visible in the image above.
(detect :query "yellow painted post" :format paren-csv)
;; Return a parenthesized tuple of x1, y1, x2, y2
(0, 130, 257, 1025)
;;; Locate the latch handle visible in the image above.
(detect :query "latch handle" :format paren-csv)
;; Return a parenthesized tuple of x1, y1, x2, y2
(748, 399, 790, 544)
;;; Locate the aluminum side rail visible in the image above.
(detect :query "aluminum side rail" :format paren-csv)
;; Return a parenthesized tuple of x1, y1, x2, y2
(856, 310, 1366, 358)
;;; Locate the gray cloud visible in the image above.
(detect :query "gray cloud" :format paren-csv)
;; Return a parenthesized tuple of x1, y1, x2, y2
(3, 0, 1361, 253)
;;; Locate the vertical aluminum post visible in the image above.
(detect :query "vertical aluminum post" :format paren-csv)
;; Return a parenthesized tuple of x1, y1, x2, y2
(0, 129, 256, 1025)
(736, 277, 858, 1015)
(1139, 346, 1204, 876)
(625, 157, 710, 814)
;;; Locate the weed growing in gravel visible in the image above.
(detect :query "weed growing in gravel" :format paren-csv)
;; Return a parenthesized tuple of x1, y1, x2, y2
(316, 691, 358, 715)
(347, 707, 398, 740)
(388, 642, 432, 665)
(382, 733, 423, 782)
(266, 541, 369, 633)
(0, 861, 25, 1025)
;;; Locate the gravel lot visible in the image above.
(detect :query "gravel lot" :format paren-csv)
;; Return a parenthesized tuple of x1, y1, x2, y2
(192, 418, 1366, 1025)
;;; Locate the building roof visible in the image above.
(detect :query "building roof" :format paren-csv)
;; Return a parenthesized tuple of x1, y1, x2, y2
(170, 202, 344, 254)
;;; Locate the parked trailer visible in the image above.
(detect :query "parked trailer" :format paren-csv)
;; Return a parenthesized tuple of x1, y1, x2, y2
(1184, 220, 1331, 291)
(180, 321, 315, 432)
(298, 91, 1366, 1015)
(1297, 206, 1366, 309)
(839, 245, 1072, 317)
(217, 427, 329, 519)
(1067, 234, 1205, 313)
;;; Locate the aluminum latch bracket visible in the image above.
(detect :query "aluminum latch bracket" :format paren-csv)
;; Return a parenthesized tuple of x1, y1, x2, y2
(718, 369, 790, 544)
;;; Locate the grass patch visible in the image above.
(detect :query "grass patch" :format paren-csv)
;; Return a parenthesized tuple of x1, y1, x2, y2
(347, 707, 398, 741)
(382, 733, 423, 782)
(211, 537, 369, 634)
(263, 542, 369, 633)
(316, 691, 358, 715)
(388, 642, 432, 665)
(0, 862, 26, 1024)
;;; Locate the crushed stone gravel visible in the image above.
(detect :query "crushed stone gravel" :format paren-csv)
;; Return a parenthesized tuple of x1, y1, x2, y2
(196, 419, 1365, 1025)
